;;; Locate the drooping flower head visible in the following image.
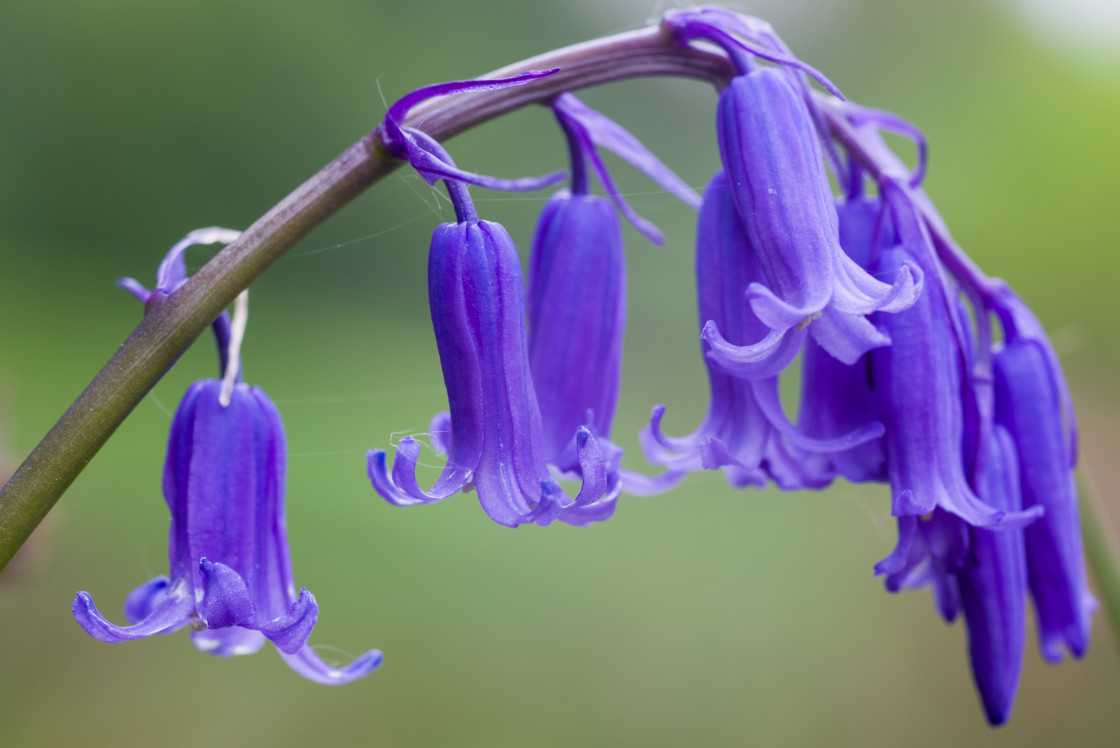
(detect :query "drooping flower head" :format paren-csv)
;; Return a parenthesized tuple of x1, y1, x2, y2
(826, 112, 1087, 720)
(74, 234, 382, 684)
(657, 11, 1087, 723)
(368, 78, 609, 527)
(631, 11, 918, 490)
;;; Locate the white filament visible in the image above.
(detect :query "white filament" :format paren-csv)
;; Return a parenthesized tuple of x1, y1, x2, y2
(219, 289, 249, 407)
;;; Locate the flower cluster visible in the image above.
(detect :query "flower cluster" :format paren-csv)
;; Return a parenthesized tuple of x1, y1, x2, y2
(67, 7, 1091, 717)
(364, 8, 1091, 724)
(367, 77, 699, 526)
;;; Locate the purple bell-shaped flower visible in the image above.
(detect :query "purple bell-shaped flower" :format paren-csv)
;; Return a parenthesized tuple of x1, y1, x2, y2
(957, 425, 1029, 726)
(367, 210, 606, 527)
(642, 171, 883, 488)
(74, 236, 381, 684)
(528, 191, 626, 525)
(717, 67, 920, 364)
(366, 117, 607, 527)
(665, 8, 919, 367)
(795, 192, 895, 484)
(523, 93, 702, 522)
(992, 301, 1093, 662)
(873, 183, 1041, 528)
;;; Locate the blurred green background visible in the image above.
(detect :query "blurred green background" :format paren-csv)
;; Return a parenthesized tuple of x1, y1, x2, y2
(1, 0, 1118, 745)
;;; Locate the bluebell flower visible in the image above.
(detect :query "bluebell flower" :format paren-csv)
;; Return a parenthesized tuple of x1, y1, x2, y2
(369, 81, 705, 526)
(527, 191, 626, 525)
(635, 12, 916, 489)
(75, 380, 381, 684)
(367, 207, 607, 527)
(641, 171, 884, 489)
(992, 293, 1094, 662)
(795, 194, 892, 484)
(367, 116, 607, 527)
(717, 68, 919, 365)
(527, 188, 626, 469)
(74, 236, 382, 685)
(522, 93, 702, 520)
(957, 425, 1029, 726)
(666, 9, 920, 368)
(873, 183, 1042, 528)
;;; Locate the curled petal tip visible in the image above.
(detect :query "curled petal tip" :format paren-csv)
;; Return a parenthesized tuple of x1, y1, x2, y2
(892, 488, 935, 517)
(994, 504, 1045, 529)
(873, 262, 922, 315)
(947, 499, 1043, 530)
(117, 277, 151, 303)
(702, 321, 804, 380)
(368, 433, 471, 507)
(571, 428, 607, 508)
(617, 467, 687, 496)
(198, 558, 255, 630)
(745, 282, 824, 333)
(255, 588, 319, 655)
(366, 448, 407, 506)
(72, 585, 193, 643)
(280, 645, 384, 686)
(367, 443, 439, 507)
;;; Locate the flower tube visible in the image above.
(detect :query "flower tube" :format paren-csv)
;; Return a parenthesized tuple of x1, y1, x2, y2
(75, 379, 381, 684)
(994, 331, 1093, 661)
(716, 67, 919, 364)
(522, 94, 702, 521)
(528, 192, 626, 523)
(664, 9, 919, 366)
(957, 426, 1029, 726)
(795, 195, 894, 483)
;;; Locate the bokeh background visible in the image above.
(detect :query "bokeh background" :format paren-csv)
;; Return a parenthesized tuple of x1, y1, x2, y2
(2, 0, 1118, 745)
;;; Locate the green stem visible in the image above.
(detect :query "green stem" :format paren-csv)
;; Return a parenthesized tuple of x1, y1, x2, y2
(1080, 470, 1120, 648)
(0, 24, 732, 571)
